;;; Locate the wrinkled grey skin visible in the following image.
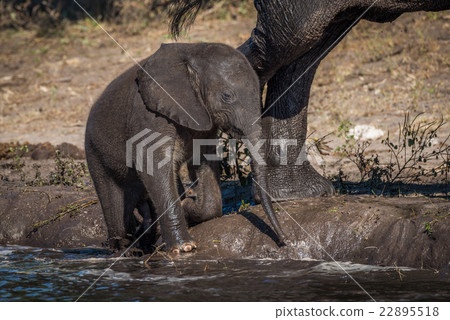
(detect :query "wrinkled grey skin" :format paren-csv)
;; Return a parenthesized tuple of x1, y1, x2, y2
(169, 0, 450, 201)
(85, 43, 285, 253)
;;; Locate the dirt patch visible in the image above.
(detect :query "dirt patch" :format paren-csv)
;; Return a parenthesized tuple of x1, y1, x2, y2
(0, 4, 256, 147)
(0, 141, 84, 160)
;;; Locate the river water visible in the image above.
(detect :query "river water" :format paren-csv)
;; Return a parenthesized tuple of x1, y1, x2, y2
(0, 246, 448, 301)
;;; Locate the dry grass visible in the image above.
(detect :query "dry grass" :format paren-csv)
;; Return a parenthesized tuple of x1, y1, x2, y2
(309, 12, 449, 132)
(0, 3, 256, 146)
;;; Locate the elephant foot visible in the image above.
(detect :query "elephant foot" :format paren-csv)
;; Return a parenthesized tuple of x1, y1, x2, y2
(171, 241, 197, 253)
(108, 236, 133, 251)
(263, 162, 335, 201)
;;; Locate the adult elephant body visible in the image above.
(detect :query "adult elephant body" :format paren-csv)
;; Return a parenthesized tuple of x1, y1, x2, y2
(169, 0, 450, 201)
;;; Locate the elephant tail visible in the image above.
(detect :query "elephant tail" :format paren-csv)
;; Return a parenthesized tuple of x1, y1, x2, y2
(168, 0, 214, 37)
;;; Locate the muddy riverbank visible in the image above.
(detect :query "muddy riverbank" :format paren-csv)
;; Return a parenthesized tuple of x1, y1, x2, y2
(1, 181, 448, 270)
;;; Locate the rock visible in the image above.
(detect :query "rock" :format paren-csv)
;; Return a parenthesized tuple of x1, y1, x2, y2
(31, 142, 56, 160)
(1, 141, 85, 161)
(56, 142, 85, 159)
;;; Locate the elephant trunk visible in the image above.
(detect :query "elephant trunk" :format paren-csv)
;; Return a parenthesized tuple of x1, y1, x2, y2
(245, 132, 286, 243)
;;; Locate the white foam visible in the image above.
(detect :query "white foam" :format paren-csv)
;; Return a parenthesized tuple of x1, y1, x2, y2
(0, 249, 14, 257)
(311, 261, 413, 273)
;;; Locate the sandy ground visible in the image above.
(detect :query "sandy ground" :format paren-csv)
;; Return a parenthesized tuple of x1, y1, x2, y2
(0, 9, 449, 183)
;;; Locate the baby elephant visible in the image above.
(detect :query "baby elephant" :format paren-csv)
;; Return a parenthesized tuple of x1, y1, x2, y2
(85, 43, 285, 253)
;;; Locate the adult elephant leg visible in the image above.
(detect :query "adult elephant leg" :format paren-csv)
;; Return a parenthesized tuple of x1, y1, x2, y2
(240, 21, 355, 201)
(261, 59, 335, 201)
(237, 2, 348, 201)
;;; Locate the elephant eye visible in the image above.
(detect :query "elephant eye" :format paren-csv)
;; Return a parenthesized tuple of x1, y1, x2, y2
(221, 90, 236, 104)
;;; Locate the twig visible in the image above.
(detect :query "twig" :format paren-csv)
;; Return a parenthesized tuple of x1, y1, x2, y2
(29, 197, 98, 232)
(143, 243, 166, 269)
(22, 188, 52, 204)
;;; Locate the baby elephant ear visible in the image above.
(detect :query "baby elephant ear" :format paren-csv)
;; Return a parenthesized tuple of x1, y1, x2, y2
(137, 44, 212, 131)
